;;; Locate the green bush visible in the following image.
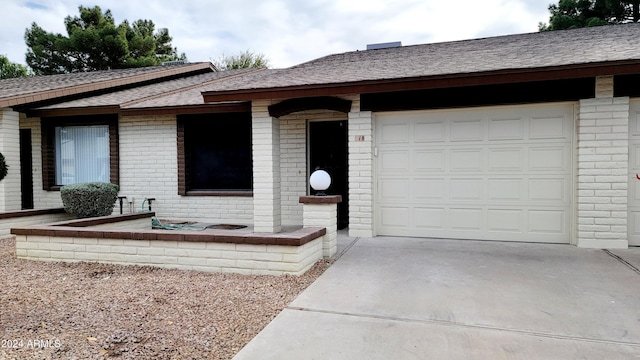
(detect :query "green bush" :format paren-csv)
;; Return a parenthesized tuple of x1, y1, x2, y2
(60, 182, 119, 218)
(0, 152, 7, 182)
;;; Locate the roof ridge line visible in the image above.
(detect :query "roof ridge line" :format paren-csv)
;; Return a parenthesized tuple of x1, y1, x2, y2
(121, 68, 266, 108)
(290, 23, 637, 68)
(0, 62, 215, 108)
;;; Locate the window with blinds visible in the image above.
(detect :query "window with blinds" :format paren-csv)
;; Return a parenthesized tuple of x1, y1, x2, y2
(54, 125, 110, 185)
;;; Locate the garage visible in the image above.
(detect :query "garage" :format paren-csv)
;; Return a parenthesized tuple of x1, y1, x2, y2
(375, 104, 574, 243)
(628, 101, 640, 247)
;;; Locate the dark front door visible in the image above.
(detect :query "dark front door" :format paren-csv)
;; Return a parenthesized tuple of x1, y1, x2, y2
(19, 129, 34, 209)
(309, 120, 348, 229)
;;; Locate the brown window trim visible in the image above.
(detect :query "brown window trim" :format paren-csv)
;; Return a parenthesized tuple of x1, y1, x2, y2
(177, 119, 188, 195)
(177, 114, 252, 195)
(41, 115, 119, 191)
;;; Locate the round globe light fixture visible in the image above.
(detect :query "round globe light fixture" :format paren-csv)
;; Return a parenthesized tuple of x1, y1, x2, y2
(310, 169, 331, 196)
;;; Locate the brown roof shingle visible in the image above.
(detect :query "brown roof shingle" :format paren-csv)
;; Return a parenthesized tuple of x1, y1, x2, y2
(201, 24, 640, 100)
(30, 68, 259, 112)
(5, 24, 640, 112)
(0, 62, 214, 108)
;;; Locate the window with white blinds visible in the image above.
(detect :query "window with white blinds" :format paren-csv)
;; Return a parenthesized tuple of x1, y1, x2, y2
(55, 125, 110, 185)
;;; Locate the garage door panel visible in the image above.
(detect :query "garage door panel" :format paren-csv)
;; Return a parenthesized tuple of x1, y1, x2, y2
(379, 123, 410, 143)
(488, 179, 522, 201)
(450, 149, 483, 171)
(450, 179, 483, 201)
(414, 150, 445, 171)
(487, 209, 523, 232)
(450, 208, 483, 230)
(378, 178, 410, 201)
(529, 178, 567, 202)
(414, 208, 445, 229)
(488, 148, 523, 171)
(631, 109, 640, 136)
(528, 210, 567, 234)
(414, 178, 446, 200)
(632, 144, 640, 168)
(415, 121, 446, 142)
(528, 146, 568, 171)
(375, 104, 572, 243)
(529, 116, 567, 139)
(633, 180, 640, 201)
(489, 118, 524, 140)
(379, 151, 409, 172)
(628, 211, 640, 238)
(628, 102, 640, 246)
(451, 120, 483, 141)
(379, 207, 410, 228)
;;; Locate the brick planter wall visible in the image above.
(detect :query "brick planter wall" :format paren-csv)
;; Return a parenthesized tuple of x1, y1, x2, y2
(12, 212, 327, 276)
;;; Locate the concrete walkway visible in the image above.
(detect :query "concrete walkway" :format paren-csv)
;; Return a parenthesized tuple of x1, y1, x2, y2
(234, 236, 640, 359)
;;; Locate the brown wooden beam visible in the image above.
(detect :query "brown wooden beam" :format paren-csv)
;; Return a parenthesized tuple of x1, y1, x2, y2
(26, 106, 120, 118)
(121, 103, 251, 116)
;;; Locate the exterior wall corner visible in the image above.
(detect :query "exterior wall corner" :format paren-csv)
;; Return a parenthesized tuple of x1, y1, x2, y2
(0, 108, 22, 211)
(252, 101, 282, 233)
(348, 110, 374, 238)
(576, 96, 630, 249)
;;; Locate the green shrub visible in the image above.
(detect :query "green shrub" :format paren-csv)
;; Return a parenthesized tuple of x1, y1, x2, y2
(0, 152, 7, 182)
(60, 182, 119, 218)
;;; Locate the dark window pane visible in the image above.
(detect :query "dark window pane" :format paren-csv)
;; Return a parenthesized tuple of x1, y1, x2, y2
(181, 113, 252, 191)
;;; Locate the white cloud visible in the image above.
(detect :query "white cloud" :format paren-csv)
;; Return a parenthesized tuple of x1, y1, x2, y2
(0, 0, 552, 68)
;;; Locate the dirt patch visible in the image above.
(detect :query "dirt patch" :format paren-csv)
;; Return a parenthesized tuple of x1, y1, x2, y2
(0, 237, 332, 359)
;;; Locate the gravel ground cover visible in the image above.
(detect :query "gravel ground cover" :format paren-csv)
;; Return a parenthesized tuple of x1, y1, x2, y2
(0, 237, 332, 359)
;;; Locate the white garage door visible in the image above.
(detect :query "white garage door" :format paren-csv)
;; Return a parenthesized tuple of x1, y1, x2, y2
(628, 101, 640, 247)
(375, 104, 573, 243)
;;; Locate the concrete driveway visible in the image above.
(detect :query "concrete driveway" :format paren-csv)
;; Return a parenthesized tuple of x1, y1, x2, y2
(234, 236, 640, 359)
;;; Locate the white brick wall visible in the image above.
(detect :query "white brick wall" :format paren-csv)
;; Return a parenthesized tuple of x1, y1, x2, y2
(18, 95, 364, 233)
(252, 101, 281, 232)
(348, 108, 374, 238)
(0, 108, 22, 211)
(596, 75, 614, 98)
(119, 115, 254, 223)
(577, 96, 630, 248)
(15, 234, 322, 276)
(302, 202, 338, 257)
(21, 115, 254, 222)
(279, 116, 306, 226)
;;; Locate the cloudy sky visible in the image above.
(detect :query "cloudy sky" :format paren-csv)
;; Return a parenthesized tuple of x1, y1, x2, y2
(1, 0, 553, 68)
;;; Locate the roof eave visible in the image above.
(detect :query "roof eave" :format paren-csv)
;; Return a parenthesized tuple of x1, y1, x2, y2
(25, 102, 251, 118)
(26, 105, 121, 118)
(1, 62, 215, 109)
(201, 60, 640, 103)
(121, 102, 251, 116)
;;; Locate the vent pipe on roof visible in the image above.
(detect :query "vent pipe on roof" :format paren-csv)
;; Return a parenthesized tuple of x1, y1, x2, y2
(366, 41, 402, 50)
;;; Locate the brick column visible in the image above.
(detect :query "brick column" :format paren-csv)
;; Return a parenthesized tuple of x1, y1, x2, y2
(0, 108, 22, 211)
(300, 195, 341, 258)
(577, 90, 629, 248)
(348, 109, 374, 238)
(252, 101, 281, 233)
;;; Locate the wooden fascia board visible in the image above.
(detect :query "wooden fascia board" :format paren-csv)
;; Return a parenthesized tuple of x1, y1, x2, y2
(201, 61, 640, 102)
(121, 103, 251, 116)
(0, 62, 214, 108)
(26, 102, 251, 118)
(26, 106, 121, 118)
